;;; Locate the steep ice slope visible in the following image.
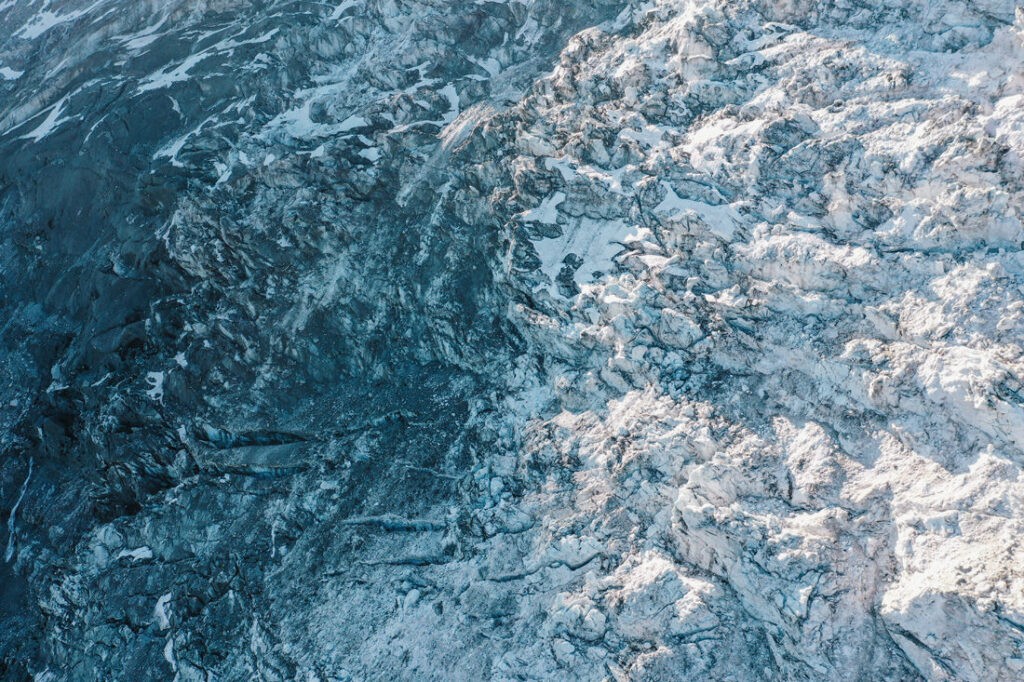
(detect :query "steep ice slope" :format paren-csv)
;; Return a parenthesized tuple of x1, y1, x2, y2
(1, 0, 1023, 680)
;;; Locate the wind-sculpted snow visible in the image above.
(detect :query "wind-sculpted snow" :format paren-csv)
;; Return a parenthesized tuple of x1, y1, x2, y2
(1, 0, 1023, 680)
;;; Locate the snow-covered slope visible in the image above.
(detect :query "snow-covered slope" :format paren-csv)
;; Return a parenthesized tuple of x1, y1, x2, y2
(1, 0, 1023, 680)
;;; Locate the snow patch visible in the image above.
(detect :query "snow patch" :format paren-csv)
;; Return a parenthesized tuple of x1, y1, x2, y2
(4, 459, 32, 563)
(19, 96, 73, 142)
(117, 546, 154, 562)
(145, 371, 165, 403)
(520, 192, 565, 224)
(154, 593, 172, 630)
(16, 3, 102, 40)
(654, 182, 738, 241)
(330, 0, 360, 20)
(534, 217, 628, 293)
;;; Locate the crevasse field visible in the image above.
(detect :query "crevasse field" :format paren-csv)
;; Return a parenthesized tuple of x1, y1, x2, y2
(1, 1, 1023, 680)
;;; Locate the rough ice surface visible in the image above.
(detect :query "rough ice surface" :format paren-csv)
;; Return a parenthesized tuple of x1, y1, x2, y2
(1, 0, 1023, 680)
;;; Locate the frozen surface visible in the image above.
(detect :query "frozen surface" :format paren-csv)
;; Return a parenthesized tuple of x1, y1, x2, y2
(1, 0, 1023, 680)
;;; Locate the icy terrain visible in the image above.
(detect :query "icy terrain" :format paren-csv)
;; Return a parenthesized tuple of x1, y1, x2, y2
(1, 0, 1024, 680)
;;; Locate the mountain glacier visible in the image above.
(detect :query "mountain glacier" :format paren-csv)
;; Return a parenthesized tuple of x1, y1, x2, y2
(1, 0, 1024, 680)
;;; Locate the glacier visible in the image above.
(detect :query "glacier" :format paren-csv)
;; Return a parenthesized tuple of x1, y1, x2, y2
(1, 0, 1023, 680)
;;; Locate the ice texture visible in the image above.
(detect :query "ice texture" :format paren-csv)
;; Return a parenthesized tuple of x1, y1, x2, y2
(1, 0, 1023, 680)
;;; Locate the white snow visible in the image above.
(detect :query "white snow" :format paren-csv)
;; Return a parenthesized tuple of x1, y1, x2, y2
(18, 11, 74, 40)
(138, 52, 210, 93)
(358, 147, 381, 162)
(339, 115, 368, 131)
(481, 2, 1024, 678)
(544, 156, 576, 181)
(329, 0, 360, 20)
(4, 458, 32, 563)
(440, 103, 494, 150)
(116, 546, 154, 562)
(138, 29, 279, 93)
(15, 1, 104, 39)
(265, 105, 365, 141)
(520, 191, 565, 224)
(115, 15, 169, 50)
(533, 217, 628, 292)
(145, 371, 165, 403)
(154, 116, 215, 166)
(653, 182, 738, 241)
(154, 593, 172, 630)
(467, 55, 502, 78)
(19, 95, 72, 142)
(439, 83, 460, 123)
(162, 638, 177, 672)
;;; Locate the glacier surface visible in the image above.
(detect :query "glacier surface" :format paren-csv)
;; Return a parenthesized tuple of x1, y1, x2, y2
(1, 0, 1023, 680)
